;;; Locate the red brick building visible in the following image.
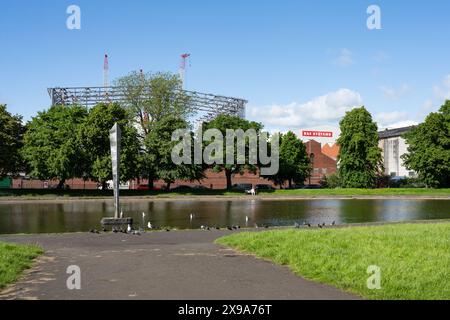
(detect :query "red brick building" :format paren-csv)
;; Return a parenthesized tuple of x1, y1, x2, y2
(10, 140, 339, 190)
(304, 140, 338, 185)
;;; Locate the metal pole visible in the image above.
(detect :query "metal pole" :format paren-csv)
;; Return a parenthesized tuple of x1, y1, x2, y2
(110, 123, 121, 219)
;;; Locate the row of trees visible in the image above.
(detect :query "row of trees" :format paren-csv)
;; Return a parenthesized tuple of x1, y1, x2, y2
(2, 70, 448, 189)
(329, 101, 450, 189)
(0, 71, 312, 190)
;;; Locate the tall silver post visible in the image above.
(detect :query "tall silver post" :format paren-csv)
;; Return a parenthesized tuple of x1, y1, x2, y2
(109, 123, 121, 219)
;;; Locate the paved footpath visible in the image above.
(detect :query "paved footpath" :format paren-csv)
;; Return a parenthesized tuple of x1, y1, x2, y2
(0, 230, 359, 300)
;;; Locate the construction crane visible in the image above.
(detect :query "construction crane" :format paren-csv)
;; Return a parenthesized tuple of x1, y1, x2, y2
(179, 53, 191, 90)
(104, 54, 109, 88)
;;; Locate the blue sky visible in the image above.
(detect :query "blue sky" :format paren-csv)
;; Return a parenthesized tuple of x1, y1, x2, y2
(1, 0, 450, 133)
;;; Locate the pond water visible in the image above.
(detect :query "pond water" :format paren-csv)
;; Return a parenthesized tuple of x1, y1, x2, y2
(0, 199, 449, 234)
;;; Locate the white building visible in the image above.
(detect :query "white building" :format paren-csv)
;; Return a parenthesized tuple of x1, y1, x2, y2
(378, 126, 416, 178)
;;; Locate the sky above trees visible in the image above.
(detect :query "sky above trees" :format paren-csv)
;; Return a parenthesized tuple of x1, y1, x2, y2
(1, 1, 450, 134)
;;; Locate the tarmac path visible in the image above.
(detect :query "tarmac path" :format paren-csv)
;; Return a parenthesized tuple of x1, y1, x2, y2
(0, 230, 359, 300)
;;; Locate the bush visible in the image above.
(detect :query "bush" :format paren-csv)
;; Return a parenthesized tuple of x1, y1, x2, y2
(388, 177, 426, 188)
(320, 173, 341, 189)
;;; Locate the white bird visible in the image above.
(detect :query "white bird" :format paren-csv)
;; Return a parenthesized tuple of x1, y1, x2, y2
(127, 224, 132, 233)
(190, 213, 194, 220)
(245, 216, 249, 223)
(120, 211, 124, 218)
(142, 212, 146, 219)
(147, 221, 153, 229)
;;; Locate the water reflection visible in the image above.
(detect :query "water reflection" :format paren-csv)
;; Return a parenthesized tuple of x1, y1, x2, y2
(0, 199, 449, 234)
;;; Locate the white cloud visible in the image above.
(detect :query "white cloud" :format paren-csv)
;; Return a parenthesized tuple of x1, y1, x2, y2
(375, 111, 417, 129)
(380, 84, 411, 100)
(334, 49, 354, 67)
(422, 99, 434, 111)
(433, 75, 450, 100)
(247, 89, 362, 130)
(378, 120, 418, 130)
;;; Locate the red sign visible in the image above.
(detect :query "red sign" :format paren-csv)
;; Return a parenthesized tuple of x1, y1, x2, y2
(302, 130, 333, 138)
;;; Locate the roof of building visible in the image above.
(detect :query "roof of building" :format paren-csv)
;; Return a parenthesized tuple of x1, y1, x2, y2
(378, 126, 415, 139)
(322, 143, 340, 160)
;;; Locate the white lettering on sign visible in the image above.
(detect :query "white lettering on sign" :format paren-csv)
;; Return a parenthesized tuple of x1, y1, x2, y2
(302, 131, 333, 138)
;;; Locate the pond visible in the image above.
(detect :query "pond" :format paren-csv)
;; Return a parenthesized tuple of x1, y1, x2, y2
(0, 199, 449, 234)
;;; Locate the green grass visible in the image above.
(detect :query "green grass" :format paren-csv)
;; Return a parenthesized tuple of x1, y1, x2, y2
(216, 223, 450, 300)
(271, 188, 450, 196)
(0, 242, 43, 289)
(0, 188, 449, 199)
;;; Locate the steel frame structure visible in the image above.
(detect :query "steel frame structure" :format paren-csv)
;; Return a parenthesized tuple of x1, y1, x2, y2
(48, 86, 247, 121)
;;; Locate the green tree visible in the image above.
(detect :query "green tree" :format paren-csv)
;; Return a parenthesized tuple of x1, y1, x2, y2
(263, 131, 310, 188)
(337, 107, 383, 188)
(203, 115, 263, 190)
(402, 101, 450, 188)
(145, 116, 205, 189)
(21, 105, 88, 188)
(0, 105, 24, 178)
(78, 103, 141, 189)
(115, 71, 193, 187)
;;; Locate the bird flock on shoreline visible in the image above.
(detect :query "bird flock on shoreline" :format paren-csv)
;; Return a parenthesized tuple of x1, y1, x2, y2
(89, 212, 337, 235)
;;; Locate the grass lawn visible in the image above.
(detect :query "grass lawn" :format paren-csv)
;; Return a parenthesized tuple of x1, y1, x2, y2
(216, 222, 450, 300)
(271, 188, 450, 197)
(0, 188, 449, 199)
(0, 242, 43, 289)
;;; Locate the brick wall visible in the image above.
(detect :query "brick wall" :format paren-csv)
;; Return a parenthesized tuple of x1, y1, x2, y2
(305, 140, 337, 184)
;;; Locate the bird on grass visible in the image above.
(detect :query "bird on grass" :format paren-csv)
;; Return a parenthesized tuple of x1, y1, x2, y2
(147, 221, 153, 230)
(165, 228, 171, 232)
(227, 226, 233, 231)
(331, 221, 336, 226)
(215, 226, 220, 230)
(127, 224, 132, 233)
(318, 224, 323, 229)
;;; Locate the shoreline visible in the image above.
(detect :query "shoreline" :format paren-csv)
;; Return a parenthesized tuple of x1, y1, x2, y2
(0, 194, 449, 204)
(1, 219, 449, 238)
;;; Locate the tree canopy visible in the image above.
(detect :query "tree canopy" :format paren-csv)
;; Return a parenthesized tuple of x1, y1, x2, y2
(0, 105, 24, 178)
(114, 71, 192, 138)
(202, 115, 263, 189)
(402, 101, 450, 188)
(145, 115, 204, 189)
(263, 131, 310, 188)
(78, 103, 141, 189)
(21, 105, 88, 188)
(337, 106, 383, 188)
(114, 71, 193, 187)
